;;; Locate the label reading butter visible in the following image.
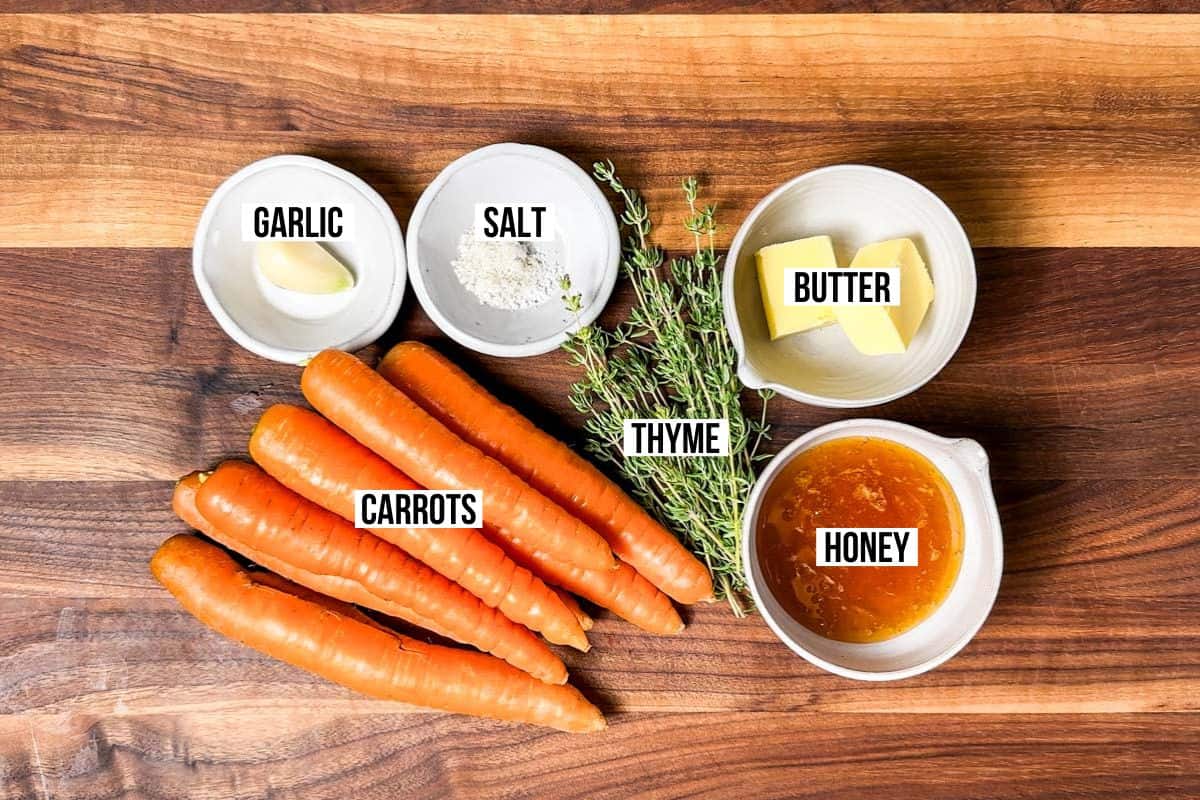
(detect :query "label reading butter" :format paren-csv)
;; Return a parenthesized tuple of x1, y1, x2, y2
(816, 528, 918, 566)
(622, 419, 730, 457)
(473, 204, 556, 241)
(354, 490, 482, 529)
(785, 268, 901, 306)
(242, 205, 353, 241)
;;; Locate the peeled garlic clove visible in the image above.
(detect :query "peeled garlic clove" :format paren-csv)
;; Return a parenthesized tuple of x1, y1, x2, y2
(256, 241, 354, 295)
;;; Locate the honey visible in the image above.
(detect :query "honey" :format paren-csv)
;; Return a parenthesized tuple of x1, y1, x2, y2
(756, 436, 964, 643)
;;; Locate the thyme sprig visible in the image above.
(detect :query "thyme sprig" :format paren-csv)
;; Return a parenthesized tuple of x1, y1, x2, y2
(562, 161, 772, 615)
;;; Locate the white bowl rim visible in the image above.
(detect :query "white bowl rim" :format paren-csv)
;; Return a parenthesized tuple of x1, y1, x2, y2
(192, 154, 407, 364)
(405, 142, 620, 358)
(722, 163, 976, 408)
(741, 418, 1004, 681)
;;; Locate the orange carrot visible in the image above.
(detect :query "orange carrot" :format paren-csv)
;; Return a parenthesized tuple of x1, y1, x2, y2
(192, 461, 568, 684)
(379, 341, 715, 604)
(300, 349, 615, 572)
(172, 497, 390, 628)
(175, 471, 447, 633)
(150, 535, 605, 733)
(174, 471, 398, 622)
(497, 534, 683, 636)
(175, 470, 564, 682)
(248, 404, 588, 651)
(552, 587, 593, 632)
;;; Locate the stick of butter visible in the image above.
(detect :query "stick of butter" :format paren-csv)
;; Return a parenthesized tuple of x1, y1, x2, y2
(755, 236, 837, 340)
(256, 241, 355, 295)
(834, 238, 933, 355)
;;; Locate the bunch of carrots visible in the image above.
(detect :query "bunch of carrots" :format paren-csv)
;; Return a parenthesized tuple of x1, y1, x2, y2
(153, 343, 714, 733)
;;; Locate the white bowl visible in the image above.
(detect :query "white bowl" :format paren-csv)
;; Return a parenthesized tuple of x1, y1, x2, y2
(723, 165, 976, 408)
(193, 155, 406, 364)
(742, 419, 1003, 681)
(406, 143, 620, 358)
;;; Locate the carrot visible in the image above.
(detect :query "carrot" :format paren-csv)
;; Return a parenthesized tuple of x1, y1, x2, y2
(193, 461, 569, 684)
(498, 534, 683, 636)
(379, 341, 715, 604)
(150, 535, 605, 733)
(175, 470, 565, 682)
(552, 587, 593, 632)
(300, 349, 615, 572)
(170, 503, 396, 638)
(174, 470, 444, 635)
(174, 471, 393, 620)
(248, 404, 588, 651)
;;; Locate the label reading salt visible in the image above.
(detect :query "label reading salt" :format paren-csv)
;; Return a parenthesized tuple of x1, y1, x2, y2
(354, 490, 482, 529)
(242, 205, 354, 241)
(816, 528, 919, 567)
(473, 204, 556, 241)
(622, 419, 730, 457)
(785, 268, 901, 306)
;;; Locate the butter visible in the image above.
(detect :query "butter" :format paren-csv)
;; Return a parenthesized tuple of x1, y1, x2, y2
(834, 238, 933, 355)
(755, 236, 837, 340)
(256, 241, 354, 295)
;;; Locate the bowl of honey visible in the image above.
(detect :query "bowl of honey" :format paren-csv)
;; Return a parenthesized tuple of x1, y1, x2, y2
(742, 419, 1003, 680)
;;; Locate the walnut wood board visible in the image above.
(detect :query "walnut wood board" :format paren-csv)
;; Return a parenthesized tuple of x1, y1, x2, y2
(2, 10, 1199, 800)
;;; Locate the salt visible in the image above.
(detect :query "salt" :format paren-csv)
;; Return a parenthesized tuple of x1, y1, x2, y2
(452, 231, 560, 310)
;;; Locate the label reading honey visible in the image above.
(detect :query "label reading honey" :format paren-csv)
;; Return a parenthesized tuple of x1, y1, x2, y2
(785, 268, 901, 306)
(622, 419, 730, 457)
(816, 528, 919, 567)
(474, 204, 556, 241)
(354, 490, 481, 529)
(242, 205, 353, 241)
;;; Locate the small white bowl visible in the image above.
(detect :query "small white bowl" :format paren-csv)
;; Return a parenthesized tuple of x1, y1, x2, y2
(723, 165, 976, 408)
(406, 143, 620, 358)
(193, 155, 406, 364)
(743, 419, 1003, 681)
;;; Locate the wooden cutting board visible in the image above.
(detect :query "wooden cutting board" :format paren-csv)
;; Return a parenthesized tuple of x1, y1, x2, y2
(1, 8, 1198, 799)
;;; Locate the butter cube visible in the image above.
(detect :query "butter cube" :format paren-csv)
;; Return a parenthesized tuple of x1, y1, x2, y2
(834, 238, 933, 355)
(755, 236, 837, 340)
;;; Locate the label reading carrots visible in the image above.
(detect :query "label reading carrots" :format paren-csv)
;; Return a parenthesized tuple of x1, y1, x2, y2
(354, 490, 482, 529)
(622, 419, 730, 457)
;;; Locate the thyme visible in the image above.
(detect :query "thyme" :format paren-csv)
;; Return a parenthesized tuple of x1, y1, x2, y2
(562, 161, 772, 615)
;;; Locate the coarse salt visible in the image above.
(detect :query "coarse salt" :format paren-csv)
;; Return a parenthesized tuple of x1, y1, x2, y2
(452, 231, 559, 310)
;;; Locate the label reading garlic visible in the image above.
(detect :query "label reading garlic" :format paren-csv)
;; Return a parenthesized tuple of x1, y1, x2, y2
(354, 490, 482, 529)
(622, 419, 730, 457)
(242, 205, 354, 241)
(473, 204, 556, 241)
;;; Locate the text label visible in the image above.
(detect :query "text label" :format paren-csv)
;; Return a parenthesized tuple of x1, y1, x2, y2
(354, 490, 482, 529)
(815, 528, 919, 566)
(785, 268, 901, 306)
(622, 419, 730, 457)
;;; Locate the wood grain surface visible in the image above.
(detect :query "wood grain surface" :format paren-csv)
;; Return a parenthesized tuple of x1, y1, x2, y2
(6, 1, 1200, 13)
(1, 9, 1198, 800)
(5, 15, 1200, 247)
